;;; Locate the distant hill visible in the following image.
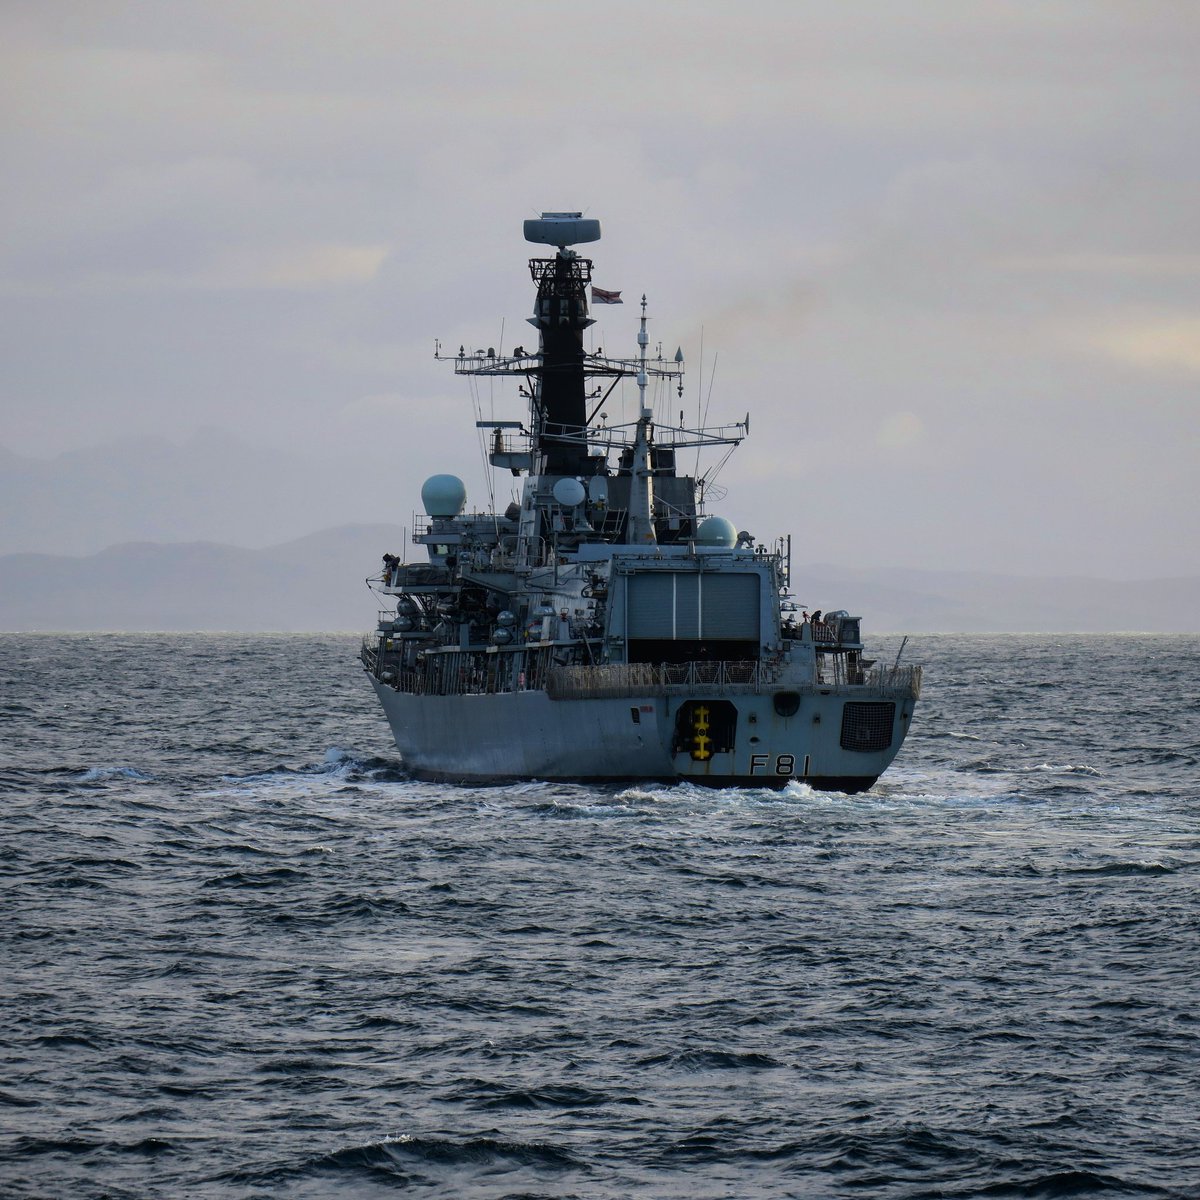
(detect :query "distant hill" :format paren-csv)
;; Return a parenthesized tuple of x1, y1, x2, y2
(0, 525, 408, 632)
(793, 563, 1200, 634)
(1, 528, 1197, 632)
(0, 432, 397, 557)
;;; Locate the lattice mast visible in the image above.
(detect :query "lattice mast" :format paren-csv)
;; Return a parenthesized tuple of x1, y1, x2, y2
(524, 213, 600, 477)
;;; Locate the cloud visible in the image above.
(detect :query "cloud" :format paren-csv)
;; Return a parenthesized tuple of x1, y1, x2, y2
(994, 254, 1200, 278)
(1094, 315, 1200, 376)
(338, 393, 412, 421)
(219, 242, 390, 289)
(0, 241, 390, 295)
(2, 1, 1199, 576)
(875, 411, 924, 449)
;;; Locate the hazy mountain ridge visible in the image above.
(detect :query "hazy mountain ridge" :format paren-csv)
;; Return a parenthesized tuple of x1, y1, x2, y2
(0, 525, 406, 632)
(2, 527, 1197, 633)
(796, 563, 1200, 634)
(0, 432, 397, 556)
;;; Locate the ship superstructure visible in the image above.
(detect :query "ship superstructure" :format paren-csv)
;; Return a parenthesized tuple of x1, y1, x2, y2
(361, 214, 920, 789)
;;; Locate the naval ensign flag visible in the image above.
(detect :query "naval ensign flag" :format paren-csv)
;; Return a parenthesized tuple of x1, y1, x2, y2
(591, 287, 622, 304)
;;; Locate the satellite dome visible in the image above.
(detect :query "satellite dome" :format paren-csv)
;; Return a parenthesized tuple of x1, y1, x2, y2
(421, 474, 467, 518)
(552, 477, 586, 507)
(695, 516, 738, 548)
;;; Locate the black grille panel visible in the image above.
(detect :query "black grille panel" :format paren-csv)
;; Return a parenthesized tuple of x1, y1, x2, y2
(840, 702, 896, 753)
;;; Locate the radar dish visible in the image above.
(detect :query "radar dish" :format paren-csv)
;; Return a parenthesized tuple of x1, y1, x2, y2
(524, 215, 601, 248)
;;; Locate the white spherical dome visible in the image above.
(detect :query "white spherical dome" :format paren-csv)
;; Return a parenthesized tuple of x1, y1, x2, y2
(695, 516, 738, 547)
(421, 474, 467, 518)
(552, 477, 586, 507)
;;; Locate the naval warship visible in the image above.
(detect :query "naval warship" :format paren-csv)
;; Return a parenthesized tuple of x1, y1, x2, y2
(361, 213, 921, 789)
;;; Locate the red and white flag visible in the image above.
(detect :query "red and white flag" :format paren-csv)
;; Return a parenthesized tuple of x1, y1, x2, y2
(591, 286, 622, 304)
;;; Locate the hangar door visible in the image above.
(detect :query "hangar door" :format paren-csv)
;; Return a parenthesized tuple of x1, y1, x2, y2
(625, 571, 760, 662)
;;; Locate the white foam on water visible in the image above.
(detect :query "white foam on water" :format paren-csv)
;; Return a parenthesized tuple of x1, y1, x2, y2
(78, 765, 153, 782)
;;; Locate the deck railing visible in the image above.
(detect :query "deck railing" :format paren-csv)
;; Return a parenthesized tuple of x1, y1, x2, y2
(362, 639, 558, 696)
(870, 663, 922, 698)
(546, 660, 922, 700)
(363, 639, 922, 701)
(546, 659, 776, 700)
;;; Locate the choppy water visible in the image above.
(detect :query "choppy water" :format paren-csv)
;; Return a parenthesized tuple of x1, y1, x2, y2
(2, 633, 1198, 1198)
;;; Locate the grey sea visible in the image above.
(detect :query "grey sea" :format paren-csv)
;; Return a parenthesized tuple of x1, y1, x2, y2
(2, 632, 1198, 1199)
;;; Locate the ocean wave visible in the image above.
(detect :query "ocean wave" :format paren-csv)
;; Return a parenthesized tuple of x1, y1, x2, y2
(220, 746, 409, 786)
(473, 1082, 619, 1111)
(529, 795, 651, 820)
(314, 746, 408, 781)
(980, 1168, 1141, 1196)
(640, 780, 821, 806)
(7, 1132, 175, 1158)
(32, 1032, 102, 1049)
(960, 759, 1102, 779)
(78, 765, 154, 783)
(201, 866, 306, 888)
(637, 1048, 784, 1071)
(5, 633, 1199, 1200)
(1026, 762, 1103, 776)
(1063, 861, 1177, 877)
(298, 1134, 583, 1181)
(610, 785, 671, 804)
(320, 890, 411, 918)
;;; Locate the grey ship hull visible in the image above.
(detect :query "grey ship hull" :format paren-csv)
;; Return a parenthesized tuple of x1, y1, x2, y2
(362, 212, 921, 792)
(370, 676, 913, 791)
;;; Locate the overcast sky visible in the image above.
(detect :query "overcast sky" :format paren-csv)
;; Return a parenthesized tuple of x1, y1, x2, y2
(2, 1, 1198, 579)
